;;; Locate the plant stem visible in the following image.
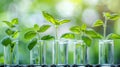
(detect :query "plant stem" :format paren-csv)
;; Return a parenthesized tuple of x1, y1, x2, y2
(10, 48, 13, 64)
(52, 26, 58, 64)
(37, 33, 42, 64)
(65, 43, 68, 64)
(9, 36, 13, 64)
(80, 31, 84, 40)
(54, 25, 60, 64)
(56, 25, 59, 64)
(103, 17, 107, 39)
(55, 25, 58, 40)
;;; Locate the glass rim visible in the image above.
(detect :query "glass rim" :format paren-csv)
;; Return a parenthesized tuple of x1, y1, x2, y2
(99, 39, 114, 43)
(99, 39, 113, 41)
(38, 39, 83, 41)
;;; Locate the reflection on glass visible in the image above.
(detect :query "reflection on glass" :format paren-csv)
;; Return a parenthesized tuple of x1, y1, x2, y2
(4, 40, 19, 65)
(99, 40, 114, 64)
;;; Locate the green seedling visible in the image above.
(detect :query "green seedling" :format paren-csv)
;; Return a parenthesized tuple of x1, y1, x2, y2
(24, 24, 54, 50)
(93, 12, 120, 39)
(1, 18, 19, 64)
(61, 24, 96, 64)
(24, 24, 54, 64)
(67, 24, 93, 47)
(42, 11, 70, 64)
(42, 11, 70, 40)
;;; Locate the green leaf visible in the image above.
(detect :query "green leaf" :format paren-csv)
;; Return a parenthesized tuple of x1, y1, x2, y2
(28, 38, 37, 50)
(10, 42, 16, 52)
(3, 21, 14, 28)
(93, 19, 103, 27)
(24, 31, 36, 39)
(41, 35, 54, 40)
(85, 29, 103, 38)
(103, 12, 119, 20)
(70, 26, 81, 34)
(38, 25, 50, 32)
(34, 24, 39, 31)
(59, 19, 70, 25)
(1, 37, 12, 46)
(103, 12, 111, 19)
(42, 11, 56, 25)
(81, 24, 87, 31)
(11, 18, 18, 25)
(109, 14, 119, 20)
(61, 33, 75, 39)
(12, 31, 19, 38)
(10, 42, 16, 48)
(82, 35, 92, 47)
(5, 28, 14, 36)
(107, 33, 120, 39)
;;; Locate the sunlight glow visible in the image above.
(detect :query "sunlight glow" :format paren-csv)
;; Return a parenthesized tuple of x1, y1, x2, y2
(56, 1, 75, 17)
(82, 8, 99, 26)
(84, 0, 99, 6)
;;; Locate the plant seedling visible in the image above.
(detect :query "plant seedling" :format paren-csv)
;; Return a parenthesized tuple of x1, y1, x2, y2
(1, 18, 19, 64)
(61, 24, 96, 64)
(24, 24, 54, 64)
(93, 12, 120, 39)
(42, 11, 70, 64)
(24, 24, 54, 50)
(42, 11, 70, 40)
(67, 24, 93, 47)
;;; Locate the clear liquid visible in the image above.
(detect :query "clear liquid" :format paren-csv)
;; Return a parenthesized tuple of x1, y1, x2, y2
(4, 41, 19, 65)
(99, 40, 114, 64)
(74, 40, 87, 64)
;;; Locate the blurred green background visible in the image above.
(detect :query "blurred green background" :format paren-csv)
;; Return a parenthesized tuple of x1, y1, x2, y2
(0, 0, 120, 64)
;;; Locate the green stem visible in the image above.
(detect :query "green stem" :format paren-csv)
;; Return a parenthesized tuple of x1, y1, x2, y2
(103, 17, 107, 39)
(9, 35, 13, 64)
(37, 33, 42, 64)
(55, 25, 58, 40)
(55, 25, 60, 64)
(81, 31, 84, 40)
(10, 49, 13, 64)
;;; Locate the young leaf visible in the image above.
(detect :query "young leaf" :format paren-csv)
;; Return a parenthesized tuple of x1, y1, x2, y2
(107, 33, 120, 39)
(12, 31, 19, 38)
(3, 21, 14, 28)
(61, 33, 75, 39)
(59, 19, 70, 25)
(81, 24, 87, 31)
(103, 12, 120, 20)
(5, 28, 14, 36)
(109, 14, 119, 20)
(10, 42, 16, 52)
(82, 35, 92, 47)
(70, 26, 81, 34)
(34, 24, 39, 31)
(42, 11, 56, 24)
(103, 12, 111, 19)
(93, 20, 103, 27)
(28, 38, 37, 50)
(38, 25, 50, 32)
(41, 35, 54, 40)
(10, 42, 16, 48)
(85, 29, 103, 38)
(24, 31, 36, 39)
(11, 18, 18, 25)
(1, 37, 12, 46)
